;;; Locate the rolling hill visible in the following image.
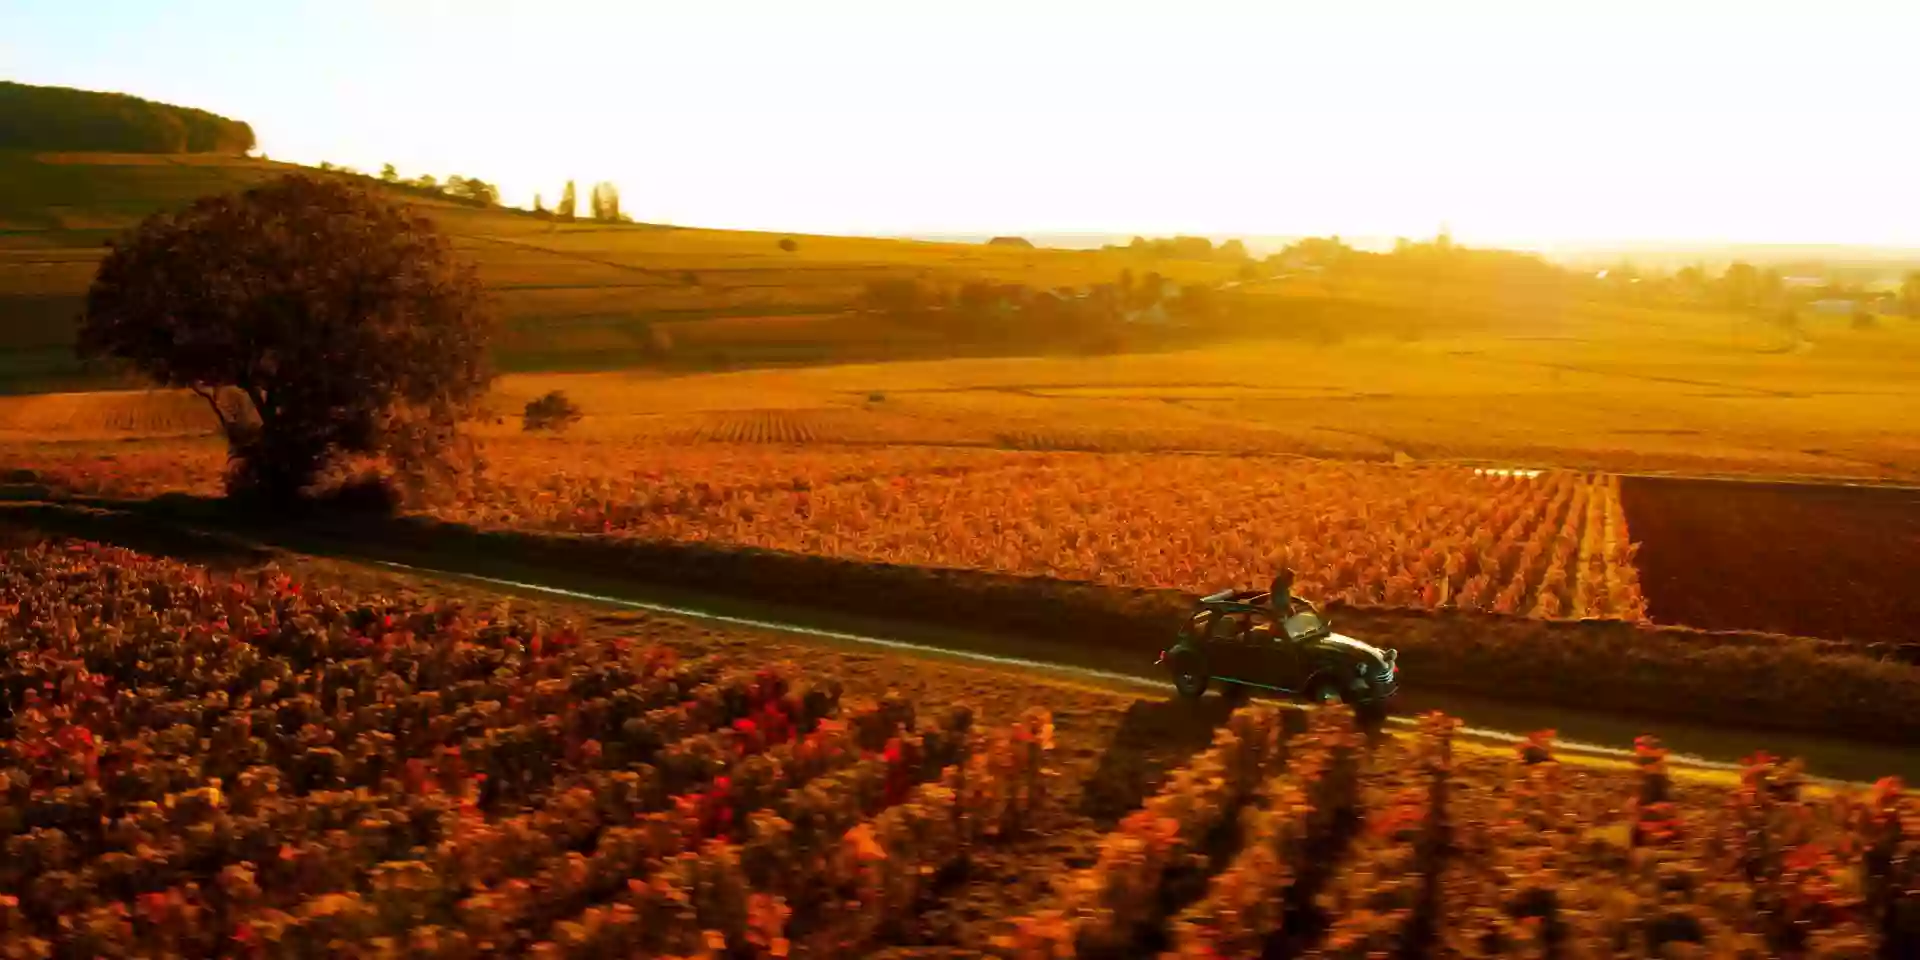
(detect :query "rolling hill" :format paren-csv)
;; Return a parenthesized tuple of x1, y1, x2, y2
(0, 86, 1745, 395)
(0, 80, 256, 155)
(0, 148, 1253, 392)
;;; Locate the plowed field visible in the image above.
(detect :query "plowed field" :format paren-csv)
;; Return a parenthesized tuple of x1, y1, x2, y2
(1620, 476, 1920, 644)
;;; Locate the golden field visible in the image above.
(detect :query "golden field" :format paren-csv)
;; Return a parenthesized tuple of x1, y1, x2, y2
(11, 148, 1915, 486)
(6, 310, 1918, 479)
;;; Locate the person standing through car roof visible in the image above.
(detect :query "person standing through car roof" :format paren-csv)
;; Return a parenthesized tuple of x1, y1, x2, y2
(1270, 567, 1302, 616)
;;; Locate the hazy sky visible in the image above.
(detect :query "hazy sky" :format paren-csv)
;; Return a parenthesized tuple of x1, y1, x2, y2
(5, 0, 1918, 246)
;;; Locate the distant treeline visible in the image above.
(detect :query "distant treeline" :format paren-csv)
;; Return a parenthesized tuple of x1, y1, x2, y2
(1267, 234, 1569, 287)
(309, 161, 506, 209)
(858, 232, 1599, 352)
(857, 269, 1234, 355)
(1105, 235, 1251, 260)
(309, 164, 637, 225)
(1589, 255, 1920, 323)
(534, 179, 632, 223)
(0, 81, 255, 154)
(1286, 232, 1920, 322)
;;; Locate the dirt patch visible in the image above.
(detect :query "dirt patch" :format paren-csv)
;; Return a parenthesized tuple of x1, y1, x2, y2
(1620, 476, 1920, 644)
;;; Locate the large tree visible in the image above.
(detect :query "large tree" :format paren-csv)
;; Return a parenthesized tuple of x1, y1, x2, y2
(557, 180, 577, 222)
(78, 173, 495, 504)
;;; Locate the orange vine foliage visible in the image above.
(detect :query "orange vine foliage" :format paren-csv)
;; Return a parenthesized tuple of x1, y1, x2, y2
(10, 438, 1650, 620)
(450, 445, 1650, 619)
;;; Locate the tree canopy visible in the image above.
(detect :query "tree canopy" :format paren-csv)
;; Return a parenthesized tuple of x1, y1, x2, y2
(0, 81, 255, 154)
(589, 182, 623, 222)
(77, 173, 495, 503)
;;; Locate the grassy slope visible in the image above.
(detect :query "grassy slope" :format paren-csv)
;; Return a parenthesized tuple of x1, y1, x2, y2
(0, 150, 1241, 390)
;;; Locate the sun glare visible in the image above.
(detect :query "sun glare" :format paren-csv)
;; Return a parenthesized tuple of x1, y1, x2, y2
(3, 0, 1916, 246)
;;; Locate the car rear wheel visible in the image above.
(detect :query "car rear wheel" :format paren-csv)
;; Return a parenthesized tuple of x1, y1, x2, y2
(1170, 651, 1209, 699)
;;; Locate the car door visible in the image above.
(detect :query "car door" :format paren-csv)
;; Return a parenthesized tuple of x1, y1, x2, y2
(1246, 609, 1307, 692)
(1204, 611, 1258, 683)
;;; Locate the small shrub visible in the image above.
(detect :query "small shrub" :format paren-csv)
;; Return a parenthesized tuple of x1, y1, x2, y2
(523, 390, 583, 432)
(779, 237, 799, 252)
(867, 391, 887, 403)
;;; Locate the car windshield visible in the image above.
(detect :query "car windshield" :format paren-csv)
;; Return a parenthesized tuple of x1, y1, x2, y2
(1283, 611, 1328, 641)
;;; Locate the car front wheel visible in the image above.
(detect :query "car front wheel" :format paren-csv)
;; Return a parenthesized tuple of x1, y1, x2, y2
(1306, 680, 1344, 707)
(1170, 652, 1209, 699)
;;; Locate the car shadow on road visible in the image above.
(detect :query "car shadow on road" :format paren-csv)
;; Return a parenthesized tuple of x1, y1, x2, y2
(1077, 694, 1244, 827)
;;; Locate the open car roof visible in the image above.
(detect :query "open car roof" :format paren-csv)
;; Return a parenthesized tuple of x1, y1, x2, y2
(1195, 588, 1275, 612)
